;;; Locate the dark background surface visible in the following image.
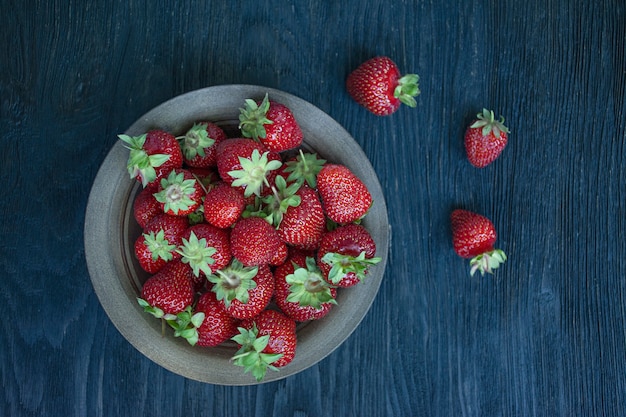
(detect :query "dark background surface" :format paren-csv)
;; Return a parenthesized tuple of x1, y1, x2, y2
(2, 0, 625, 416)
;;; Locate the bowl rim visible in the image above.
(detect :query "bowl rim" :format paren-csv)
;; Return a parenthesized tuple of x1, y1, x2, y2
(84, 84, 389, 385)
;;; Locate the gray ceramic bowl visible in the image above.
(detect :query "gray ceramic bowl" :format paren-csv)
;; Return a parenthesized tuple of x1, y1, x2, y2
(84, 84, 389, 385)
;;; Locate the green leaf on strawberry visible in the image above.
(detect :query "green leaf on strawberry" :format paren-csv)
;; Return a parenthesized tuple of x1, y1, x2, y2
(154, 170, 200, 215)
(238, 93, 273, 141)
(231, 324, 283, 382)
(208, 259, 259, 308)
(286, 257, 337, 309)
(165, 306, 205, 346)
(177, 231, 217, 277)
(321, 251, 382, 285)
(469, 249, 507, 277)
(119, 133, 170, 186)
(178, 123, 215, 160)
(284, 150, 326, 188)
(394, 74, 420, 108)
(228, 149, 282, 197)
(143, 229, 176, 261)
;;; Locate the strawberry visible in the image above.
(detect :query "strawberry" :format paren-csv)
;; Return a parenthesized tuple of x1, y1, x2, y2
(194, 291, 240, 347)
(238, 93, 303, 152)
(208, 259, 274, 319)
(346, 56, 420, 116)
(133, 186, 162, 228)
(138, 260, 195, 317)
(450, 209, 507, 276)
(178, 224, 232, 290)
(203, 181, 245, 228)
(232, 309, 297, 381)
(316, 164, 372, 224)
(134, 229, 179, 274)
(317, 223, 381, 288)
(178, 122, 227, 168)
(153, 168, 204, 216)
(143, 213, 189, 249)
(119, 129, 183, 188)
(464, 108, 510, 168)
(216, 138, 282, 197)
(277, 184, 325, 249)
(274, 250, 337, 322)
(230, 217, 282, 266)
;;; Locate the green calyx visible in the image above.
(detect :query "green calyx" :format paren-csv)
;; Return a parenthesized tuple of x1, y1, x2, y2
(228, 149, 282, 197)
(286, 257, 337, 309)
(469, 249, 507, 277)
(177, 231, 217, 277)
(137, 297, 171, 320)
(165, 306, 205, 346)
(144, 229, 176, 261)
(119, 133, 170, 187)
(208, 259, 259, 308)
(321, 251, 382, 285)
(244, 175, 301, 227)
(231, 324, 283, 382)
(238, 93, 273, 141)
(284, 150, 326, 188)
(154, 170, 198, 214)
(178, 124, 215, 160)
(470, 108, 510, 138)
(394, 74, 420, 108)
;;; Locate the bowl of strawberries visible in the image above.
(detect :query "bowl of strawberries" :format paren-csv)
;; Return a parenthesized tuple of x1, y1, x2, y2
(84, 84, 389, 385)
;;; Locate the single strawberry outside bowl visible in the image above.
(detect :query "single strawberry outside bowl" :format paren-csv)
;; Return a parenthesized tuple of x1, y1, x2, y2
(84, 84, 389, 385)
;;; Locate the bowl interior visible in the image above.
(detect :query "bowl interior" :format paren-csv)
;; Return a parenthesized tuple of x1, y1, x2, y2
(85, 84, 389, 385)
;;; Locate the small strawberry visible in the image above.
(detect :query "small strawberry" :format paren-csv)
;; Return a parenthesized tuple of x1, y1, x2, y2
(232, 309, 297, 381)
(153, 168, 204, 216)
(346, 56, 420, 116)
(230, 217, 282, 266)
(133, 186, 162, 228)
(238, 93, 303, 152)
(178, 122, 227, 168)
(138, 260, 195, 317)
(203, 181, 246, 228)
(464, 108, 510, 168)
(274, 250, 337, 322)
(450, 209, 507, 276)
(277, 184, 325, 249)
(119, 129, 183, 188)
(194, 291, 240, 347)
(316, 164, 372, 224)
(317, 223, 381, 287)
(208, 259, 274, 319)
(177, 224, 232, 290)
(216, 138, 282, 197)
(134, 229, 178, 274)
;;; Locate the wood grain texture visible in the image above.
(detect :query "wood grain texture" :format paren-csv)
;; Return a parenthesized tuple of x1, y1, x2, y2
(1, 0, 625, 415)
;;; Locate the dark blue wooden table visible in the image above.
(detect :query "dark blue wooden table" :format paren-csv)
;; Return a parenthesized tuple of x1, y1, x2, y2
(2, 0, 625, 415)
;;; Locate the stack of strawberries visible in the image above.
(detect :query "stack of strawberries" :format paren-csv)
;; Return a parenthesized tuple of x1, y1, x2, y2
(119, 93, 381, 382)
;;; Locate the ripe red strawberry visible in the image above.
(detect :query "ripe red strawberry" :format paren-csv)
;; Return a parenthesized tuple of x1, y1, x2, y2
(153, 168, 204, 216)
(238, 93, 303, 152)
(178, 224, 232, 290)
(277, 184, 325, 249)
(178, 122, 227, 168)
(203, 181, 245, 228)
(134, 229, 179, 274)
(194, 291, 240, 347)
(230, 217, 282, 266)
(232, 309, 297, 381)
(138, 260, 195, 317)
(133, 186, 162, 228)
(143, 213, 189, 248)
(216, 138, 282, 197)
(274, 250, 337, 322)
(316, 164, 372, 224)
(208, 260, 274, 319)
(450, 209, 507, 276)
(346, 56, 420, 116)
(464, 109, 510, 168)
(317, 223, 381, 288)
(119, 129, 183, 188)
